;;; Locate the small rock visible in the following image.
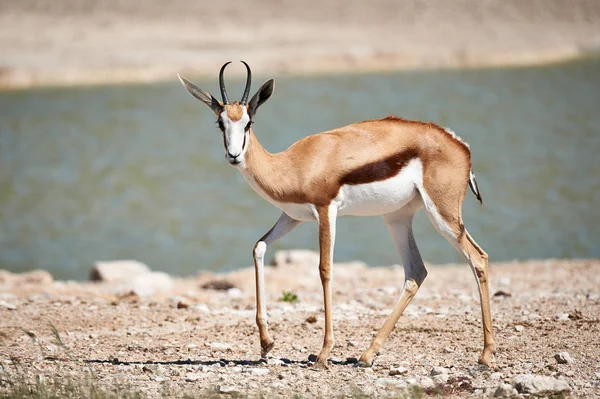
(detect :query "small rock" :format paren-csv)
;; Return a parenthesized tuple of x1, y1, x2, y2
(305, 315, 317, 323)
(419, 377, 435, 390)
(430, 366, 449, 376)
(207, 342, 232, 351)
(347, 341, 359, 348)
(555, 352, 573, 364)
(514, 325, 525, 332)
(493, 290, 512, 297)
(248, 368, 269, 376)
(119, 272, 173, 297)
(90, 260, 150, 282)
(218, 385, 237, 394)
(443, 346, 454, 353)
(177, 300, 190, 309)
(594, 372, 600, 380)
(556, 313, 570, 321)
(227, 288, 243, 299)
(201, 280, 235, 291)
(494, 383, 518, 398)
(185, 373, 202, 382)
(307, 354, 317, 362)
(0, 300, 17, 310)
(389, 367, 408, 376)
(513, 374, 570, 395)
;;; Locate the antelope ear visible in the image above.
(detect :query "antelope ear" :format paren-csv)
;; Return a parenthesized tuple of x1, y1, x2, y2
(178, 74, 223, 115)
(247, 79, 274, 117)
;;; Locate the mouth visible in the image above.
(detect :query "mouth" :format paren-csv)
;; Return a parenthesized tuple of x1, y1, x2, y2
(228, 159, 241, 165)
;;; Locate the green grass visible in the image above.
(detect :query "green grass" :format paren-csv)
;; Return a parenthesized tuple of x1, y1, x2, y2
(279, 291, 299, 303)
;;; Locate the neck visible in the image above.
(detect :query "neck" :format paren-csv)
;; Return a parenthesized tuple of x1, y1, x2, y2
(239, 129, 289, 204)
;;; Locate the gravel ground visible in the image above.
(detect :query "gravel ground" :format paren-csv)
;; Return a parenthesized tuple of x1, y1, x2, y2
(1, 255, 599, 397)
(1, 0, 600, 88)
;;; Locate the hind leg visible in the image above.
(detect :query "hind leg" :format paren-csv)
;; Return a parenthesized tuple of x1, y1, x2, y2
(420, 189, 495, 366)
(358, 211, 427, 367)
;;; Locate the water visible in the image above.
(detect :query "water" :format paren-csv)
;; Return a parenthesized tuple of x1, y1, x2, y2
(1, 58, 599, 280)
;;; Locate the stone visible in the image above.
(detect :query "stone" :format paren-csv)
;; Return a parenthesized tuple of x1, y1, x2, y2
(432, 374, 449, 385)
(0, 300, 17, 310)
(494, 383, 518, 398)
(185, 373, 202, 382)
(89, 260, 150, 282)
(218, 385, 237, 394)
(419, 377, 435, 390)
(248, 368, 269, 375)
(207, 342, 232, 351)
(513, 374, 570, 395)
(556, 313, 570, 321)
(514, 325, 525, 332)
(389, 367, 408, 376)
(227, 288, 243, 299)
(267, 358, 284, 366)
(555, 352, 573, 364)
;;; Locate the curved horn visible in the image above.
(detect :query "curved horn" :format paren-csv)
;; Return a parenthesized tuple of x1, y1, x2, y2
(219, 61, 232, 104)
(240, 60, 252, 105)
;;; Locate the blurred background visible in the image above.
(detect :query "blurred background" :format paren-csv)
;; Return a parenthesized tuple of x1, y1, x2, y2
(1, 1, 599, 280)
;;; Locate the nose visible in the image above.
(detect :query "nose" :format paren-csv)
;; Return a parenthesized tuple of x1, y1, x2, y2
(227, 151, 241, 164)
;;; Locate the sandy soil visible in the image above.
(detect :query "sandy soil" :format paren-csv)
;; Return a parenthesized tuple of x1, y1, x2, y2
(1, 255, 599, 397)
(1, 0, 600, 89)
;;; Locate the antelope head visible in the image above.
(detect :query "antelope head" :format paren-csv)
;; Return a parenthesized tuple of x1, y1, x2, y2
(178, 61, 274, 166)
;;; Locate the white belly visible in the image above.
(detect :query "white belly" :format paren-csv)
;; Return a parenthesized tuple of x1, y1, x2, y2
(241, 158, 422, 220)
(337, 158, 421, 216)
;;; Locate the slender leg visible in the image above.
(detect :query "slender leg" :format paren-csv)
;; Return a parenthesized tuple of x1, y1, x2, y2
(358, 214, 427, 366)
(420, 189, 495, 366)
(253, 212, 301, 357)
(456, 230, 494, 365)
(314, 204, 337, 368)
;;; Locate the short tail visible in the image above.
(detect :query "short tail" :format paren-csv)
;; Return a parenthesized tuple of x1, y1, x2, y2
(469, 169, 483, 205)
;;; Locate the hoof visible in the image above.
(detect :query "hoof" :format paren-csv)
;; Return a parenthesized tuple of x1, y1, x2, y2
(260, 340, 275, 358)
(312, 357, 329, 370)
(354, 360, 372, 368)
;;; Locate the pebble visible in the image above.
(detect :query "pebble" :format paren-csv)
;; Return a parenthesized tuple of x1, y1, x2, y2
(443, 346, 454, 353)
(0, 300, 17, 310)
(292, 343, 307, 353)
(419, 377, 435, 390)
(556, 313, 570, 321)
(248, 368, 270, 376)
(227, 288, 243, 299)
(514, 325, 525, 332)
(207, 342, 232, 350)
(555, 352, 573, 364)
(218, 385, 237, 394)
(267, 358, 284, 366)
(184, 373, 202, 382)
(389, 367, 408, 376)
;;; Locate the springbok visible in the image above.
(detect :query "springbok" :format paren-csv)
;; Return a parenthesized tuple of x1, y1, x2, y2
(178, 61, 494, 369)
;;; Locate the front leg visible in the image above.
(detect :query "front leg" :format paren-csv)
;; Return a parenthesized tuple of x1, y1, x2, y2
(253, 212, 301, 357)
(314, 204, 337, 369)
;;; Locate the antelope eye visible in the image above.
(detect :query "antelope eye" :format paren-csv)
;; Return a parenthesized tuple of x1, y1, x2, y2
(217, 119, 225, 131)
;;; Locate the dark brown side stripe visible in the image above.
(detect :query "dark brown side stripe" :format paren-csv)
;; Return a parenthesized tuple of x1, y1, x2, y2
(340, 148, 419, 186)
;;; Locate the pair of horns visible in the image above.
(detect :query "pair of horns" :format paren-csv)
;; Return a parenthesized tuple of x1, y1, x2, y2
(219, 61, 252, 105)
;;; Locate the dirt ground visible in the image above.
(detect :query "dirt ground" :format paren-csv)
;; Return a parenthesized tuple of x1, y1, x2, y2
(1, 255, 599, 397)
(1, 0, 600, 88)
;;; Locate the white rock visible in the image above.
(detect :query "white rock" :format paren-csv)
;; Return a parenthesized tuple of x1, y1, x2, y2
(227, 288, 243, 299)
(90, 260, 150, 282)
(432, 374, 449, 385)
(185, 373, 202, 382)
(248, 368, 269, 375)
(555, 352, 573, 364)
(218, 385, 237, 394)
(514, 325, 525, 332)
(0, 300, 17, 310)
(193, 304, 210, 313)
(513, 374, 570, 395)
(419, 377, 435, 390)
(556, 313, 570, 321)
(267, 359, 284, 366)
(207, 342, 232, 351)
